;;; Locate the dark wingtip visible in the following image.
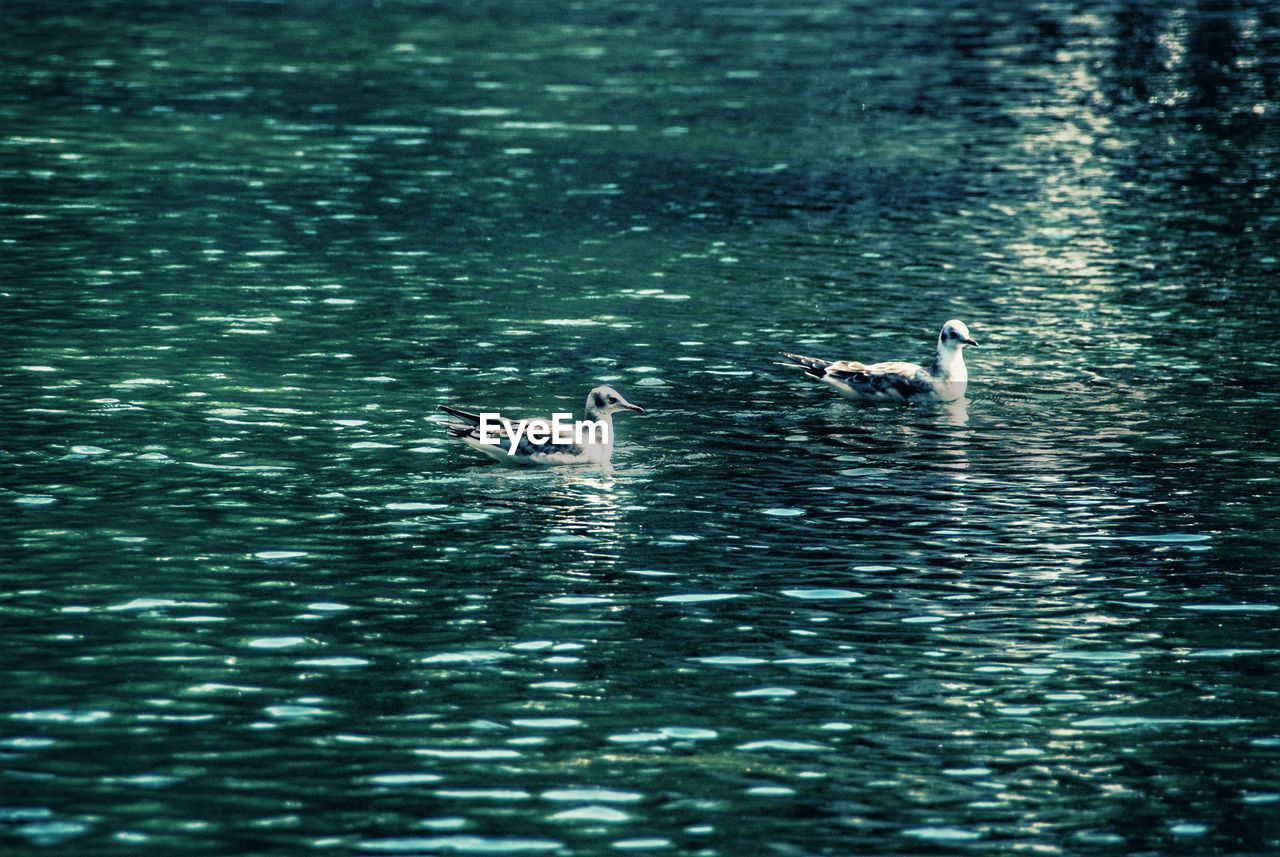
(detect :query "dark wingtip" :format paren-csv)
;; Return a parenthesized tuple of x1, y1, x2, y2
(778, 352, 830, 380)
(438, 404, 483, 425)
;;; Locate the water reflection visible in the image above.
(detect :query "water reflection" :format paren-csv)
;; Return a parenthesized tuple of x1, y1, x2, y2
(938, 397, 970, 428)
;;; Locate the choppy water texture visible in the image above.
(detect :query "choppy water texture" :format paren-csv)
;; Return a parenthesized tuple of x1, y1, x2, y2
(4, 1, 1280, 854)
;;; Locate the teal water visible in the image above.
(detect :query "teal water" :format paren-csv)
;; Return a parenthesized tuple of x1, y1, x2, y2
(3, 1, 1280, 854)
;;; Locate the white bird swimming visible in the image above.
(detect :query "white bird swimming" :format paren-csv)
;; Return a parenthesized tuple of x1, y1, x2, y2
(439, 385, 645, 467)
(781, 319, 979, 403)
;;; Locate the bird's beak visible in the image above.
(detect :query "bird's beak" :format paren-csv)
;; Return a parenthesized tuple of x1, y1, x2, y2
(963, 336, 979, 347)
(622, 401, 645, 414)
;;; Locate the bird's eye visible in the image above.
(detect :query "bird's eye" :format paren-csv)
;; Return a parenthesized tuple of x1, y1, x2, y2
(607, 396, 618, 403)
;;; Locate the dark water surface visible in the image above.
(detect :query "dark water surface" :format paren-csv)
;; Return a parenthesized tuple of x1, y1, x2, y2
(4, 1, 1280, 854)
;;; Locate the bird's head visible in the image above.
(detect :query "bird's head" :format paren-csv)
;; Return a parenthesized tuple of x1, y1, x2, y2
(939, 319, 979, 349)
(586, 386, 645, 417)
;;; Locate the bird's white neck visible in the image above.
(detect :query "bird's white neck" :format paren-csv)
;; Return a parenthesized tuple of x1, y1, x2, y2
(581, 408, 615, 463)
(931, 343, 968, 384)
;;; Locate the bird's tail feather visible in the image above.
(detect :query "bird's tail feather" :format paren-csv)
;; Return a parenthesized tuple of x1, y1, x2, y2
(438, 405, 482, 425)
(779, 351, 831, 379)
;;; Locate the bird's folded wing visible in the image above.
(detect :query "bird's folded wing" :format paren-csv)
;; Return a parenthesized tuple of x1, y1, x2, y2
(511, 422, 586, 460)
(821, 360, 869, 380)
(456, 413, 587, 459)
(839, 361, 933, 398)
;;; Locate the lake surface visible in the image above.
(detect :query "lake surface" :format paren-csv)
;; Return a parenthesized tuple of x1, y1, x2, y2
(3, 1, 1280, 853)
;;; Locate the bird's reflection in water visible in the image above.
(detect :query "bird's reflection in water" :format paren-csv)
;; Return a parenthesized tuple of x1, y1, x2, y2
(927, 400, 973, 513)
(462, 460, 638, 552)
(522, 468, 629, 568)
(938, 397, 970, 428)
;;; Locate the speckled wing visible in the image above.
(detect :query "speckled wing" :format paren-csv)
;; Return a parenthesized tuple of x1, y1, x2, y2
(439, 406, 587, 465)
(820, 359, 870, 381)
(506, 419, 587, 464)
(831, 360, 934, 400)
